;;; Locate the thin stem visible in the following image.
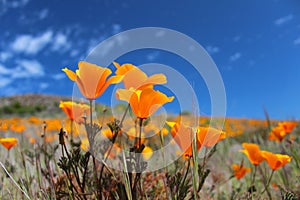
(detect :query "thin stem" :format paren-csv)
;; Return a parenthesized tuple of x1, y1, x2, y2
(138, 118, 143, 149)
(89, 100, 100, 199)
(82, 153, 90, 196)
(70, 120, 74, 141)
(132, 118, 144, 198)
(119, 103, 130, 127)
(261, 170, 274, 198)
(251, 165, 257, 186)
(177, 156, 191, 196)
(197, 148, 208, 192)
(180, 157, 191, 192)
(6, 149, 9, 159)
(89, 100, 93, 126)
(0, 161, 31, 199)
(98, 104, 130, 196)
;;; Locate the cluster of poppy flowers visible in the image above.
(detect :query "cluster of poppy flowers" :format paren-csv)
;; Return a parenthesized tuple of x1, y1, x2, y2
(268, 121, 297, 142)
(231, 142, 293, 181)
(240, 143, 292, 171)
(62, 61, 173, 119)
(61, 61, 227, 158)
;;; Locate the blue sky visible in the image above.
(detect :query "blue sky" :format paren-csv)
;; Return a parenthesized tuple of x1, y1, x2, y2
(0, 0, 300, 119)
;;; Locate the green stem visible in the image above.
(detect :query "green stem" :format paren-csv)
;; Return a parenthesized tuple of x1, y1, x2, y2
(197, 148, 208, 192)
(89, 100, 100, 199)
(98, 103, 130, 184)
(251, 165, 257, 186)
(119, 103, 130, 127)
(178, 157, 191, 197)
(70, 119, 74, 141)
(89, 100, 93, 133)
(261, 170, 274, 198)
(138, 118, 143, 149)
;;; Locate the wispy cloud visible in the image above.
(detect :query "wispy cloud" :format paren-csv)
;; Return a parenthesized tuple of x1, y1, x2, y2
(0, 52, 12, 62)
(51, 33, 71, 51)
(38, 9, 49, 20)
(52, 73, 65, 80)
(70, 49, 80, 57)
(205, 45, 220, 55)
(229, 52, 241, 62)
(12, 59, 45, 78)
(39, 82, 49, 90)
(274, 14, 293, 26)
(0, 76, 13, 88)
(112, 24, 121, 34)
(294, 37, 300, 45)
(11, 31, 53, 55)
(0, 0, 30, 16)
(146, 51, 160, 61)
(10, 31, 72, 55)
(0, 63, 12, 75)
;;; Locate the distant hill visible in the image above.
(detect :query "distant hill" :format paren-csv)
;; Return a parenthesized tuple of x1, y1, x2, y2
(0, 94, 71, 117)
(0, 94, 111, 118)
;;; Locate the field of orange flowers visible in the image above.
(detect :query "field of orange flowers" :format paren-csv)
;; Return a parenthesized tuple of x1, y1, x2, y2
(0, 61, 299, 199)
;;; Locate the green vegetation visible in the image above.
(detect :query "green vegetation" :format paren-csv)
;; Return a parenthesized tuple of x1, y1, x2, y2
(0, 101, 46, 116)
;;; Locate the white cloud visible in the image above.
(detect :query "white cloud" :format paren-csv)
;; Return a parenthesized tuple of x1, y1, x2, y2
(38, 9, 49, 20)
(10, 0, 29, 8)
(206, 45, 220, 54)
(146, 51, 160, 61)
(0, 77, 13, 88)
(51, 33, 70, 51)
(12, 59, 45, 78)
(0, 0, 30, 16)
(112, 24, 121, 34)
(0, 63, 13, 75)
(40, 82, 49, 90)
(70, 49, 80, 57)
(11, 31, 53, 55)
(52, 73, 65, 80)
(274, 14, 293, 26)
(229, 52, 241, 62)
(10, 31, 73, 55)
(0, 52, 12, 62)
(294, 37, 300, 45)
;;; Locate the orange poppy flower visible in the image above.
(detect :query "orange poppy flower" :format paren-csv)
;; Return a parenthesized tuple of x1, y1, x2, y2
(116, 88, 174, 119)
(261, 151, 292, 170)
(0, 122, 8, 131)
(269, 121, 297, 142)
(102, 128, 114, 138)
(232, 164, 251, 179)
(59, 101, 90, 124)
(101, 128, 122, 139)
(10, 124, 26, 133)
(239, 143, 265, 165)
(62, 61, 122, 100)
(142, 146, 153, 160)
(80, 137, 90, 151)
(29, 137, 36, 144)
(166, 121, 200, 157)
(279, 121, 297, 133)
(0, 138, 18, 150)
(161, 127, 169, 136)
(113, 62, 167, 90)
(197, 127, 226, 147)
(272, 182, 278, 190)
